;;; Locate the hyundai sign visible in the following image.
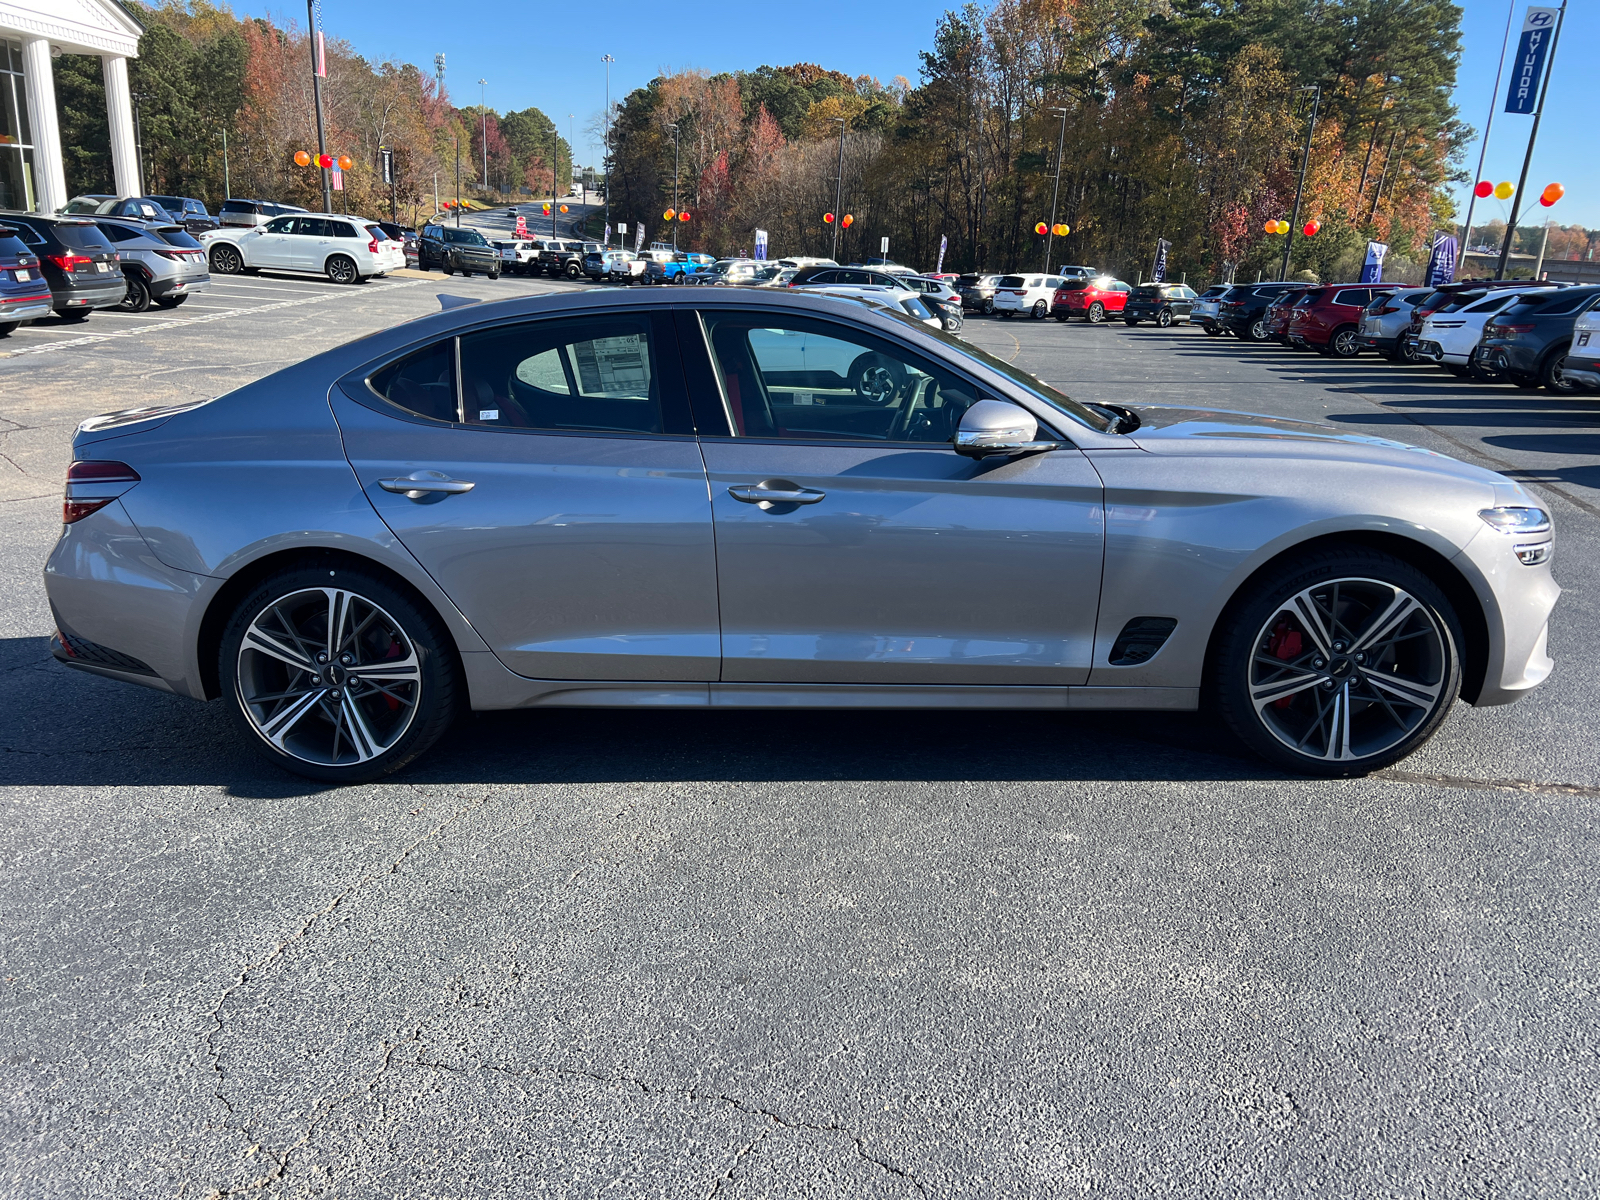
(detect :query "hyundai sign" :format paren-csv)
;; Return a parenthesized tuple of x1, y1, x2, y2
(1505, 7, 1558, 115)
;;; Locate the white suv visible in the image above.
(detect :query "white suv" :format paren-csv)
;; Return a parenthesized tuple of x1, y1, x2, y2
(1417, 286, 1549, 374)
(203, 215, 405, 283)
(992, 274, 1065, 319)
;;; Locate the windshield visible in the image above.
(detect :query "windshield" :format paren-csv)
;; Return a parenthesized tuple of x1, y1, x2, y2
(444, 228, 488, 245)
(158, 228, 203, 249)
(53, 223, 115, 251)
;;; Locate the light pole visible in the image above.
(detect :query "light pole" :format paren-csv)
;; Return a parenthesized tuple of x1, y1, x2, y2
(830, 116, 845, 260)
(306, 0, 332, 213)
(1280, 83, 1321, 281)
(478, 79, 488, 192)
(602, 54, 614, 244)
(1496, 0, 1566, 280)
(667, 122, 680, 249)
(1044, 105, 1068, 272)
(130, 91, 147, 194)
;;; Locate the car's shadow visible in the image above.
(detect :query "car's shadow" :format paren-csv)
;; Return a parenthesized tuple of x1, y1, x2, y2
(0, 636, 1284, 796)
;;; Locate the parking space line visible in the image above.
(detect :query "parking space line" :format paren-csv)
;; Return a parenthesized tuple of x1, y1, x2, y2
(0, 279, 426, 358)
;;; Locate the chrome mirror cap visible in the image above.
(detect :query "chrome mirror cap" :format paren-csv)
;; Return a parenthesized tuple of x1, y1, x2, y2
(953, 399, 1059, 459)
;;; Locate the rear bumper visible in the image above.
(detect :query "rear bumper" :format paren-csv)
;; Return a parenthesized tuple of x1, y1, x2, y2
(150, 274, 210, 299)
(0, 295, 53, 321)
(53, 277, 129, 310)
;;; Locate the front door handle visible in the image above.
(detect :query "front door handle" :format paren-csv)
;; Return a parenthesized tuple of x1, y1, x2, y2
(728, 483, 826, 506)
(378, 470, 476, 499)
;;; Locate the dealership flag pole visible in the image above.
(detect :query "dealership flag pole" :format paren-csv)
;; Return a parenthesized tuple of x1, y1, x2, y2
(1280, 84, 1321, 281)
(1456, 0, 1517, 278)
(307, 0, 332, 213)
(1496, 2, 1565, 280)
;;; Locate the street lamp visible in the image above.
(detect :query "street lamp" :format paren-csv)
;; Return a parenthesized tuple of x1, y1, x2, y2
(478, 79, 488, 192)
(130, 91, 147, 195)
(830, 116, 846, 261)
(1280, 83, 1322, 281)
(1044, 106, 1068, 272)
(602, 54, 614, 245)
(667, 122, 680, 249)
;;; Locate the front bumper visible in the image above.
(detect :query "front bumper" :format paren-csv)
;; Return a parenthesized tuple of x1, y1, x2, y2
(1457, 520, 1560, 707)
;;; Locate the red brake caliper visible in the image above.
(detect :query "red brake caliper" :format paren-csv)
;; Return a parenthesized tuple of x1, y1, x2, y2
(1267, 620, 1303, 709)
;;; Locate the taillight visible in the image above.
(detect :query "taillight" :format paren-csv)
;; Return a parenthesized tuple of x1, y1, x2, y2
(63, 460, 140, 524)
(1373, 305, 1399, 315)
(47, 253, 95, 271)
(367, 237, 379, 254)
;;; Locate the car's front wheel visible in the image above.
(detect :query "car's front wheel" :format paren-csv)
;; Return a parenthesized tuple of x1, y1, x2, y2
(1541, 348, 1577, 394)
(1031, 299, 1048, 319)
(209, 244, 244, 275)
(1246, 318, 1270, 342)
(220, 564, 461, 782)
(1211, 548, 1462, 776)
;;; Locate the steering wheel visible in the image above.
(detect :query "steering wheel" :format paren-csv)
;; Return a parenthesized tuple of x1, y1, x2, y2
(890, 375, 934, 440)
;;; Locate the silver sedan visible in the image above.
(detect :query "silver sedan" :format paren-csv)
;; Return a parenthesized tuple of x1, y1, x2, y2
(44, 290, 1559, 781)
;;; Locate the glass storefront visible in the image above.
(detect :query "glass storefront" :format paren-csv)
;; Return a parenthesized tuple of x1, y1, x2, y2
(0, 42, 37, 210)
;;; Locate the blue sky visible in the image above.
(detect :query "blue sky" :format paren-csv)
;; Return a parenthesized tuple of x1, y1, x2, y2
(262, 0, 1597, 229)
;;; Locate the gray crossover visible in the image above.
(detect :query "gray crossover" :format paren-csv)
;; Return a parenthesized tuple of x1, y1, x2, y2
(45, 290, 1559, 781)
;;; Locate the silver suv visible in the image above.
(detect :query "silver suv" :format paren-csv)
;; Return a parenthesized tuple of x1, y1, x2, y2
(1356, 287, 1432, 362)
(92, 218, 210, 312)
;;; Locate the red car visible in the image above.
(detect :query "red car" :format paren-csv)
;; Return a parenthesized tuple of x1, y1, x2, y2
(1285, 284, 1390, 357)
(1052, 276, 1131, 322)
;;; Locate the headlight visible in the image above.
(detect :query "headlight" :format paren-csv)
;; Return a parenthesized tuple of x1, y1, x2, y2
(1479, 506, 1552, 534)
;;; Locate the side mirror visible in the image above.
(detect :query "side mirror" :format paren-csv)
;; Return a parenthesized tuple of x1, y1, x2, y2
(953, 399, 1061, 459)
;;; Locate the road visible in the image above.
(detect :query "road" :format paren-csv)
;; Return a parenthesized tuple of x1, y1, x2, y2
(2, 287, 1598, 1199)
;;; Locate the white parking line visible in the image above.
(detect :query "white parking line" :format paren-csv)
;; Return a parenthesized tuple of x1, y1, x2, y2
(0, 279, 427, 358)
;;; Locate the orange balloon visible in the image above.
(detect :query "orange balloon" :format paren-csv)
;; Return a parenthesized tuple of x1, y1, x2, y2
(294, 150, 310, 167)
(336, 154, 353, 171)
(663, 208, 676, 221)
(842, 214, 853, 228)
(559, 204, 569, 213)
(1263, 219, 1277, 234)
(1541, 182, 1565, 206)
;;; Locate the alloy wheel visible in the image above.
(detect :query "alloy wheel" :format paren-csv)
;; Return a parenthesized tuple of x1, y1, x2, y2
(1247, 577, 1449, 763)
(1088, 302, 1105, 323)
(211, 245, 243, 274)
(235, 587, 422, 768)
(327, 256, 358, 285)
(1156, 308, 1173, 327)
(1331, 328, 1360, 357)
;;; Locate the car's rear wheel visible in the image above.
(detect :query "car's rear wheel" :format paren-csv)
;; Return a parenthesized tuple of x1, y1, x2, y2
(1156, 308, 1174, 328)
(0, 321, 17, 337)
(325, 255, 359, 285)
(1388, 340, 1417, 364)
(61, 309, 91, 322)
(1203, 325, 1222, 337)
(568, 262, 583, 279)
(1328, 325, 1361, 357)
(220, 564, 461, 783)
(1124, 317, 1140, 326)
(1211, 548, 1462, 776)
(117, 273, 152, 313)
(981, 298, 994, 314)
(1541, 348, 1577, 393)
(209, 244, 244, 275)
(1087, 301, 1106, 323)
(1031, 299, 1048, 319)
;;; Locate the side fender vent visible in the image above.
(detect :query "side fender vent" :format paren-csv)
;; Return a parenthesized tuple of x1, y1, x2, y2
(1108, 617, 1177, 666)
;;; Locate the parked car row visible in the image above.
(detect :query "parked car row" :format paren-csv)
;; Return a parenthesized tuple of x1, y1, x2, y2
(1196, 275, 1600, 394)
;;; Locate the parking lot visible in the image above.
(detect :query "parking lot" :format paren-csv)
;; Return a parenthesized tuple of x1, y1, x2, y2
(3, 287, 1599, 1198)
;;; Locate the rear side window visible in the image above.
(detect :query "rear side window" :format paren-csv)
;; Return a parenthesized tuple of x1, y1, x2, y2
(0, 233, 29, 256)
(364, 225, 388, 241)
(98, 223, 145, 243)
(53, 223, 114, 252)
(998, 276, 1025, 287)
(10, 223, 43, 245)
(332, 223, 359, 238)
(1464, 294, 1516, 315)
(220, 200, 258, 214)
(370, 341, 458, 423)
(459, 315, 663, 435)
(1526, 290, 1600, 316)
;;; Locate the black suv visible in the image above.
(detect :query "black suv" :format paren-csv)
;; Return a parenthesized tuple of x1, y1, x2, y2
(537, 240, 593, 279)
(1476, 286, 1600, 394)
(0, 211, 126, 319)
(1123, 283, 1199, 327)
(417, 223, 501, 277)
(0, 222, 53, 335)
(145, 195, 220, 235)
(790, 265, 912, 289)
(1217, 282, 1308, 341)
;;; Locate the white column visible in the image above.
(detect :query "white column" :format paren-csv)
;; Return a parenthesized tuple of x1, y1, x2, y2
(102, 55, 141, 197)
(19, 38, 67, 213)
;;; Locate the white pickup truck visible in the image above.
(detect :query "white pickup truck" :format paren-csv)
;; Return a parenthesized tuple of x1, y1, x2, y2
(492, 239, 542, 276)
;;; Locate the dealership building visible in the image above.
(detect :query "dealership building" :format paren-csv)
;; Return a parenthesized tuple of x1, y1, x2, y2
(0, 0, 143, 212)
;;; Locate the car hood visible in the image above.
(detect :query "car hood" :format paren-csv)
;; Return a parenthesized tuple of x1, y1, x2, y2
(1123, 404, 1504, 484)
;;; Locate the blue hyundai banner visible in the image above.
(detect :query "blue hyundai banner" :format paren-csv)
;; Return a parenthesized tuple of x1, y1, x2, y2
(1360, 241, 1388, 283)
(1505, 7, 1559, 114)
(1152, 238, 1171, 283)
(754, 229, 768, 261)
(1426, 233, 1457, 286)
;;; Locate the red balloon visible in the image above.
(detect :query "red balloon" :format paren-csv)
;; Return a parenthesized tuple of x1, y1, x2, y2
(842, 214, 853, 228)
(1474, 180, 1493, 199)
(823, 212, 835, 224)
(1303, 220, 1321, 237)
(317, 154, 332, 169)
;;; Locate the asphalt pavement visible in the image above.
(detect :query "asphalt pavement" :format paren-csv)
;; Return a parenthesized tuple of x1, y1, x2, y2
(2, 288, 1598, 1199)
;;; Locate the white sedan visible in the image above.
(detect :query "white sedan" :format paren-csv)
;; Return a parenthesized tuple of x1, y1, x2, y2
(202, 214, 405, 284)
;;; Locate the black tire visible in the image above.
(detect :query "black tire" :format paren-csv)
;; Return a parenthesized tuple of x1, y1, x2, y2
(1123, 318, 1139, 327)
(219, 563, 461, 783)
(999, 311, 1012, 319)
(209, 244, 244, 275)
(1055, 314, 1068, 322)
(154, 294, 188, 309)
(488, 267, 502, 280)
(0, 321, 17, 337)
(1210, 547, 1462, 777)
(1540, 346, 1577, 394)
(1328, 324, 1361, 358)
(847, 352, 907, 405)
(981, 298, 995, 315)
(1156, 308, 1174, 328)
(1511, 373, 1541, 390)
(567, 261, 582, 279)
(1245, 318, 1270, 342)
(1203, 325, 1222, 337)
(1087, 301, 1106, 324)
(60, 309, 91, 322)
(1389, 339, 1419, 365)
(441, 258, 454, 276)
(325, 255, 359, 285)
(117, 272, 152, 313)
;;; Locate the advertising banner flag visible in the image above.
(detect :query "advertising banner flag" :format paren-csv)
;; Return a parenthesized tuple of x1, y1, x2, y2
(1506, 7, 1559, 114)
(1360, 240, 1389, 283)
(1152, 238, 1171, 283)
(315, 30, 327, 78)
(754, 229, 768, 261)
(937, 235, 948, 274)
(634, 223, 645, 251)
(379, 148, 393, 185)
(603, 223, 611, 246)
(1425, 232, 1458, 286)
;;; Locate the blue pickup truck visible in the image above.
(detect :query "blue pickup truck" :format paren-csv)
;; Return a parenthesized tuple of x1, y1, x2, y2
(643, 250, 716, 285)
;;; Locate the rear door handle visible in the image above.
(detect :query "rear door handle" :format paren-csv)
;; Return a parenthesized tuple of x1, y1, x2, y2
(728, 484, 826, 505)
(378, 470, 476, 499)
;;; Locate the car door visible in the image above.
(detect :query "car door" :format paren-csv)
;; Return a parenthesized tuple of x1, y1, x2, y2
(246, 217, 298, 268)
(288, 217, 333, 270)
(687, 308, 1105, 685)
(333, 310, 719, 682)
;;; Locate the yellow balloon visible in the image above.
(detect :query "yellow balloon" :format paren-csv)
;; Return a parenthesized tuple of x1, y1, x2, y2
(1494, 181, 1514, 200)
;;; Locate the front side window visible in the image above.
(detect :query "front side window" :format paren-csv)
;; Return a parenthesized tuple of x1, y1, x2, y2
(459, 315, 662, 434)
(262, 217, 295, 234)
(701, 312, 981, 445)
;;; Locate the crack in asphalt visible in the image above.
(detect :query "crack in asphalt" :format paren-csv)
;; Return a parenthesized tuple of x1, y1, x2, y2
(403, 1053, 929, 1196)
(197, 788, 490, 1195)
(1373, 769, 1600, 798)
